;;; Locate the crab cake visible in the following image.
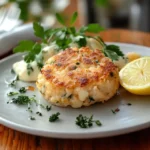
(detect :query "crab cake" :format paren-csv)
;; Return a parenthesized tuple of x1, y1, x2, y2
(36, 47, 119, 108)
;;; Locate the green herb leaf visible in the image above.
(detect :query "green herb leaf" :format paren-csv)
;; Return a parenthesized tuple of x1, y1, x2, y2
(24, 43, 41, 63)
(95, 120, 102, 126)
(27, 63, 34, 75)
(76, 114, 102, 128)
(56, 13, 65, 25)
(29, 116, 36, 120)
(9, 75, 19, 87)
(12, 95, 31, 105)
(19, 87, 27, 93)
(13, 40, 35, 53)
(76, 37, 87, 47)
(70, 12, 78, 25)
(86, 24, 104, 33)
(33, 22, 45, 39)
(104, 50, 119, 61)
(7, 92, 18, 96)
(106, 45, 124, 57)
(79, 26, 88, 33)
(49, 112, 60, 122)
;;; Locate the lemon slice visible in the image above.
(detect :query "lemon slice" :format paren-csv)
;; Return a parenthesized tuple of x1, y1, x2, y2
(119, 57, 150, 95)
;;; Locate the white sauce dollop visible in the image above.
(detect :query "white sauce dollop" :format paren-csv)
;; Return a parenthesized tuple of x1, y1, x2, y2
(13, 43, 58, 82)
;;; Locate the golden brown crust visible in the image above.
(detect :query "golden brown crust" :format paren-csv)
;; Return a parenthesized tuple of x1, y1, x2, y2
(41, 47, 118, 89)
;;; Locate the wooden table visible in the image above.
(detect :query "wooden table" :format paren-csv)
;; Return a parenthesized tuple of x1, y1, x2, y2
(0, 29, 150, 150)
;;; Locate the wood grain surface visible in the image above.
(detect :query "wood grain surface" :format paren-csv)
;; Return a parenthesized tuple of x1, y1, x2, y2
(0, 29, 150, 150)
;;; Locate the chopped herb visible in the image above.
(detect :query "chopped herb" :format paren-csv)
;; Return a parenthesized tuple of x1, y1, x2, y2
(27, 64, 34, 75)
(49, 112, 60, 122)
(95, 120, 102, 126)
(27, 107, 33, 113)
(29, 116, 36, 120)
(9, 75, 19, 87)
(11, 95, 31, 105)
(76, 114, 102, 128)
(19, 87, 27, 93)
(46, 105, 52, 111)
(40, 104, 45, 108)
(127, 103, 132, 106)
(7, 92, 18, 96)
(111, 109, 116, 114)
(89, 96, 95, 102)
(36, 111, 42, 116)
(39, 104, 51, 111)
(11, 68, 15, 74)
(37, 61, 43, 70)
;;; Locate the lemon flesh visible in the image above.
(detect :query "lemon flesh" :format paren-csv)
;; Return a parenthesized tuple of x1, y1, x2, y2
(119, 57, 150, 95)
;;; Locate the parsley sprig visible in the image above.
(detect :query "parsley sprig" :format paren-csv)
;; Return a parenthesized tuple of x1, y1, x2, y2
(13, 12, 124, 64)
(76, 114, 102, 128)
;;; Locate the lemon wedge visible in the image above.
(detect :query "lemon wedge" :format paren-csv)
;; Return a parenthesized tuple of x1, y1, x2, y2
(119, 57, 150, 95)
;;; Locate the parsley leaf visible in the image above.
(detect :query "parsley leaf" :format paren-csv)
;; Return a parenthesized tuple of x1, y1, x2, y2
(24, 43, 41, 63)
(104, 49, 119, 61)
(13, 40, 35, 53)
(19, 87, 27, 93)
(7, 92, 18, 96)
(104, 44, 124, 61)
(33, 22, 45, 39)
(76, 37, 87, 47)
(56, 13, 65, 25)
(70, 12, 78, 25)
(49, 112, 60, 122)
(86, 24, 104, 33)
(106, 45, 124, 57)
(11, 95, 31, 105)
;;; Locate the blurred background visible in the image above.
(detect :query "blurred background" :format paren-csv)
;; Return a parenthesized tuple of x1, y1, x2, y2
(0, 0, 149, 32)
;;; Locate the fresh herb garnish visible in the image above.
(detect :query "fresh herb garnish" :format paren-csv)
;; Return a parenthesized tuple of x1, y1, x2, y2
(11, 69, 15, 74)
(36, 111, 42, 116)
(76, 114, 102, 128)
(13, 12, 107, 64)
(9, 75, 19, 87)
(127, 103, 132, 106)
(7, 92, 18, 96)
(27, 107, 33, 113)
(29, 116, 36, 120)
(19, 87, 27, 93)
(46, 105, 52, 111)
(11, 95, 31, 105)
(27, 64, 34, 75)
(104, 45, 124, 61)
(49, 112, 60, 122)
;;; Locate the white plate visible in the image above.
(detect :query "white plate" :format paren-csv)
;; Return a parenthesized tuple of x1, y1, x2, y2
(0, 43, 150, 139)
